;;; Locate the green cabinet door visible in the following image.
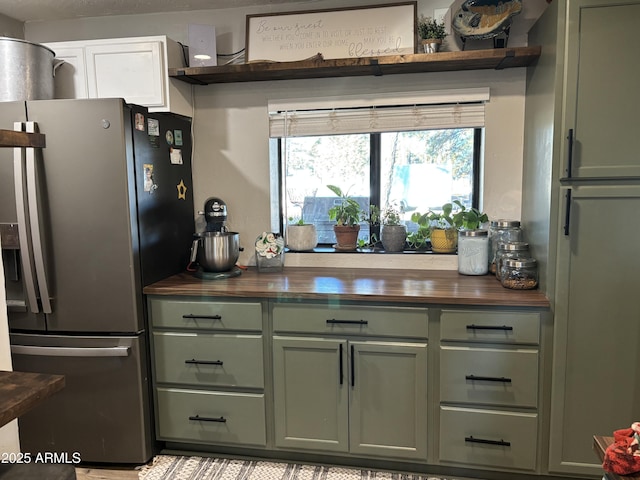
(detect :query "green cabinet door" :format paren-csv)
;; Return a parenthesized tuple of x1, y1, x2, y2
(272, 336, 349, 452)
(273, 337, 428, 459)
(349, 340, 428, 459)
(549, 185, 640, 475)
(563, 0, 640, 178)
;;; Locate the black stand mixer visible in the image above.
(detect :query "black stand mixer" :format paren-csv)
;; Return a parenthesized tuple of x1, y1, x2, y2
(189, 197, 242, 278)
(202, 197, 228, 232)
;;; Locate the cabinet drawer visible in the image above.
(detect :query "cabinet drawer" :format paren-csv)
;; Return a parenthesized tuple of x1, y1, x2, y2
(273, 303, 428, 339)
(153, 332, 264, 388)
(156, 387, 266, 446)
(440, 406, 537, 471)
(149, 298, 262, 331)
(440, 346, 538, 408)
(440, 310, 540, 344)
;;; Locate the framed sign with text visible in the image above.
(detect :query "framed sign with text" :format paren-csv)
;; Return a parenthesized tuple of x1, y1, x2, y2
(245, 2, 417, 62)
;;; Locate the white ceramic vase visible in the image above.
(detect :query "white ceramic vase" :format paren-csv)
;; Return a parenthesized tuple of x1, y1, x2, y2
(285, 224, 318, 251)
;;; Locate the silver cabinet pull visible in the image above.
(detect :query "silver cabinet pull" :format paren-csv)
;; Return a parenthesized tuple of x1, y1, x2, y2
(11, 345, 130, 357)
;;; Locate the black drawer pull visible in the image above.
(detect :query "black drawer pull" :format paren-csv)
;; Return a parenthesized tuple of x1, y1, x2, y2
(183, 314, 222, 320)
(465, 375, 512, 383)
(465, 436, 511, 447)
(326, 319, 368, 325)
(466, 324, 513, 331)
(188, 415, 227, 423)
(185, 359, 224, 366)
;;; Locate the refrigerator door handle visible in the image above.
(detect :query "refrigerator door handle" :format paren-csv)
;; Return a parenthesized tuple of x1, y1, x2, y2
(11, 345, 131, 358)
(13, 122, 40, 314)
(25, 122, 52, 314)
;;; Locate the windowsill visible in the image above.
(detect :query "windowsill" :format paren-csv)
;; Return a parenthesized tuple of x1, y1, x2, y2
(283, 249, 458, 271)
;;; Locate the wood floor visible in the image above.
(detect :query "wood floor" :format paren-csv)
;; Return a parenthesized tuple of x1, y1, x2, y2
(75, 465, 140, 479)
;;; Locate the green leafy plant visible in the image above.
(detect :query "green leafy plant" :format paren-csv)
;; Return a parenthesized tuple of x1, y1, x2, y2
(407, 211, 432, 249)
(381, 203, 404, 226)
(406, 201, 488, 249)
(452, 202, 489, 230)
(421, 200, 488, 230)
(327, 185, 365, 226)
(417, 15, 447, 40)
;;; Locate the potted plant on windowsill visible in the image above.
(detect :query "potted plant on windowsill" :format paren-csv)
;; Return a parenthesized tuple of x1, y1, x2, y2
(285, 216, 318, 252)
(420, 201, 460, 253)
(380, 204, 407, 252)
(416, 200, 489, 253)
(417, 14, 447, 53)
(327, 184, 365, 251)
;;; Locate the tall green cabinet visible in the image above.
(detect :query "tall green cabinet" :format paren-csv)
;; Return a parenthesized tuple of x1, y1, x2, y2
(523, 0, 640, 476)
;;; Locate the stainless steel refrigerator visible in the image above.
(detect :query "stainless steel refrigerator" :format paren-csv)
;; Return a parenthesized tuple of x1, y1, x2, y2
(0, 98, 194, 464)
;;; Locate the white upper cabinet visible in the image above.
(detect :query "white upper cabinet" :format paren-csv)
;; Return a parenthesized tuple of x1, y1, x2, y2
(48, 46, 88, 99)
(45, 36, 192, 117)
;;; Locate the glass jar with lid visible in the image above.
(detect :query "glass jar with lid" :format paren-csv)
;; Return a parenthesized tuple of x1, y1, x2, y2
(457, 229, 489, 275)
(495, 241, 530, 280)
(500, 258, 538, 290)
(489, 220, 523, 274)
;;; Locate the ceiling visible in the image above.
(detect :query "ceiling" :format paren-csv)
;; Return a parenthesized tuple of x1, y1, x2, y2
(0, 0, 313, 23)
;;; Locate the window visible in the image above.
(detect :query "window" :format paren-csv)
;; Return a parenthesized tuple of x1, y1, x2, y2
(269, 89, 488, 248)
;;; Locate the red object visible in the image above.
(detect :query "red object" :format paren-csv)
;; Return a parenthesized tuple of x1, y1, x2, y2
(604, 427, 640, 475)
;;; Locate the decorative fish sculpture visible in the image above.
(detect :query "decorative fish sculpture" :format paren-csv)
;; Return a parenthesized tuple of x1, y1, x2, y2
(452, 0, 523, 40)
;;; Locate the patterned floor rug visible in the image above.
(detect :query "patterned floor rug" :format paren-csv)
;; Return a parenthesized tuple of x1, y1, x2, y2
(138, 456, 468, 480)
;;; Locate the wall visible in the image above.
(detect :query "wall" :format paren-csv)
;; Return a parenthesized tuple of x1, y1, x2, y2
(0, 12, 23, 38)
(23, 0, 546, 269)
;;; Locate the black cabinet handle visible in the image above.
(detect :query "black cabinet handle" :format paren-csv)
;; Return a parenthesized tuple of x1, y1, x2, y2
(326, 319, 368, 325)
(465, 436, 511, 447)
(183, 314, 222, 320)
(339, 344, 344, 385)
(564, 189, 572, 236)
(351, 344, 355, 387)
(185, 359, 223, 366)
(465, 375, 512, 383)
(466, 324, 513, 331)
(566, 128, 574, 178)
(188, 415, 227, 423)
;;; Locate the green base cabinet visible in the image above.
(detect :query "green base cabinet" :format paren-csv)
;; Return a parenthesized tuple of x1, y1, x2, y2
(148, 297, 267, 449)
(437, 308, 543, 473)
(272, 302, 428, 460)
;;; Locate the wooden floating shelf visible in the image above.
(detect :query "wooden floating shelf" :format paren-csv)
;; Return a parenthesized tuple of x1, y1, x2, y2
(169, 46, 541, 85)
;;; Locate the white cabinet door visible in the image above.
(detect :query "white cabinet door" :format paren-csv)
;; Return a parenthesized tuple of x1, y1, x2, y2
(44, 45, 88, 99)
(85, 41, 166, 108)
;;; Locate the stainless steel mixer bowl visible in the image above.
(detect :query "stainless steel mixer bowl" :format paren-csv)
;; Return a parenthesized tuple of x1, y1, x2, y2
(192, 231, 239, 272)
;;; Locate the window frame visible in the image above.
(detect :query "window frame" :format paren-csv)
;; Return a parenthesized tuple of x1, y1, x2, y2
(275, 128, 483, 248)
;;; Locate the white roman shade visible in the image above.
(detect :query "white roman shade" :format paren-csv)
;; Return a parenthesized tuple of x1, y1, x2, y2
(269, 88, 490, 137)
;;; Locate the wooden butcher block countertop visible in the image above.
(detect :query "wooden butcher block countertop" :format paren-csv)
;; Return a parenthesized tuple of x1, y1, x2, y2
(144, 268, 550, 308)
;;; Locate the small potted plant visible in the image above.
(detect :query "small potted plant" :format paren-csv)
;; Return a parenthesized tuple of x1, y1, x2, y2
(417, 14, 447, 53)
(380, 204, 407, 252)
(413, 200, 489, 253)
(327, 184, 365, 251)
(285, 216, 318, 252)
(407, 211, 431, 250)
(423, 202, 459, 253)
